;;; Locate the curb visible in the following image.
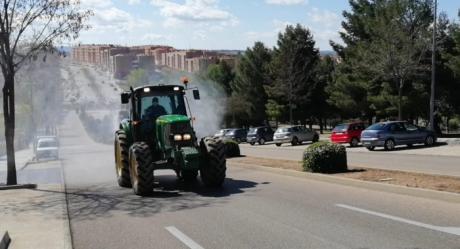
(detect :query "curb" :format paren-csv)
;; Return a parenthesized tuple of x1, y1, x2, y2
(0, 184, 37, 190)
(229, 162, 460, 204)
(59, 159, 73, 249)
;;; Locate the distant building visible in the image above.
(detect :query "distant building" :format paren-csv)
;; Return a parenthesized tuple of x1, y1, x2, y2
(71, 44, 237, 78)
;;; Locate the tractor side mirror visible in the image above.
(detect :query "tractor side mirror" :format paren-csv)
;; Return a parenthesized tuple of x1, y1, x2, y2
(193, 89, 200, 100)
(121, 92, 130, 104)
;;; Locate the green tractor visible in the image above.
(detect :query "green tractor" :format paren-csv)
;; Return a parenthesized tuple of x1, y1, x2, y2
(114, 81, 226, 196)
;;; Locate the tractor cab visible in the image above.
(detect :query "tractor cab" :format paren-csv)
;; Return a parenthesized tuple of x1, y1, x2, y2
(120, 85, 196, 151)
(115, 81, 226, 196)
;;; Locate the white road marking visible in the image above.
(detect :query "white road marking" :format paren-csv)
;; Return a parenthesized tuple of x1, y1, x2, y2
(165, 226, 205, 249)
(336, 204, 460, 236)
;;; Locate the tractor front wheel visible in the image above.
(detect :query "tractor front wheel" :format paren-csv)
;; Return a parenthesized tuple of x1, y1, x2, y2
(182, 170, 198, 183)
(115, 130, 131, 188)
(200, 138, 226, 187)
(129, 142, 154, 196)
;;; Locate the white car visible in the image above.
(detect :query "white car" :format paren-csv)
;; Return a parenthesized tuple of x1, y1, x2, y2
(35, 138, 59, 160)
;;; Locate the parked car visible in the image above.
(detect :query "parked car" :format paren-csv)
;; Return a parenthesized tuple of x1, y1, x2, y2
(331, 122, 366, 147)
(247, 126, 274, 145)
(361, 121, 436, 151)
(214, 129, 231, 138)
(35, 137, 59, 160)
(222, 128, 247, 143)
(273, 125, 319, 146)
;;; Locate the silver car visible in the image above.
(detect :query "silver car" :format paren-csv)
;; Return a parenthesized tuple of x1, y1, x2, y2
(35, 137, 59, 160)
(273, 125, 319, 146)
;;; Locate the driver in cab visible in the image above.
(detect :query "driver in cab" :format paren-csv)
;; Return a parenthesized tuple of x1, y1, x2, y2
(145, 97, 167, 120)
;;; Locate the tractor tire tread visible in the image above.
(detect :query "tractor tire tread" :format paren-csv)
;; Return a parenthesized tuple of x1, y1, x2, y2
(200, 138, 226, 187)
(115, 130, 131, 187)
(130, 142, 154, 196)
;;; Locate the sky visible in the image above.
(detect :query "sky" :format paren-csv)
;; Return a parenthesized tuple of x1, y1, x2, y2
(77, 0, 460, 51)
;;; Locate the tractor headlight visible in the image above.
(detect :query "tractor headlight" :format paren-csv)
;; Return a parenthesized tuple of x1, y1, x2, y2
(173, 134, 183, 141)
(183, 134, 192, 140)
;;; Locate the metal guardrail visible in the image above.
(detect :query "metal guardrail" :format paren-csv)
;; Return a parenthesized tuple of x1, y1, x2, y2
(0, 231, 11, 249)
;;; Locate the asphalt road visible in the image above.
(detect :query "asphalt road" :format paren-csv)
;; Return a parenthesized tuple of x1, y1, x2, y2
(59, 112, 460, 249)
(240, 143, 460, 177)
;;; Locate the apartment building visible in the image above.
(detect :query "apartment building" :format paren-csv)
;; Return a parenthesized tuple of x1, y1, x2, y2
(72, 44, 236, 78)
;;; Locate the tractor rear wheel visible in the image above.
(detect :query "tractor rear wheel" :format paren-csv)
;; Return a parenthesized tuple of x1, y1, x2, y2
(200, 138, 226, 187)
(115, 130, 131, 188)
(129, 142, 154, 196)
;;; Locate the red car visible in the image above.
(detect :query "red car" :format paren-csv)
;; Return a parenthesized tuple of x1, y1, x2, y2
(331, 122, 366, 147)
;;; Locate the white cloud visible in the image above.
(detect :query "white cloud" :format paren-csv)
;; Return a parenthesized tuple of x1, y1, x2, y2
(80, 0, 113, 8)
(305, 8, 342, 50)
(91, 7, 152, 32)
(307, 8, 340, 27)
(265, 0, 306, 5)
(127, 0, 141, 4)
(81, 0, 153, 34)
(150, 0, 238, 28)
(142, 33, 171, 42)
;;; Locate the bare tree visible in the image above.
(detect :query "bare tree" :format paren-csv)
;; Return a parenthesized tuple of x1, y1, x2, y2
(0, 0, 91, 185)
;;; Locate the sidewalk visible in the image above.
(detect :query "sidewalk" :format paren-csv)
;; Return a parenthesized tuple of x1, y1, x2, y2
(0, 146, 71, 248)
(0, 182, 71, 249)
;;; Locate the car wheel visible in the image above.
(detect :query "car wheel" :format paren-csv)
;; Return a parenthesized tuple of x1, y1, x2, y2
(384, 139, 395, 151)
(424, 136, 435, 147)
(350, 137, 359, 147)
(235, 138, 241, 144)
(366, 146, 375, 151)
(407, 144, 413, 147)
(258, 138, 266, 145)
(275, 143, 282, 147)
(291, 137, 299, 146)
(312, 134, 319, 143)
(249, 142, 255, 146)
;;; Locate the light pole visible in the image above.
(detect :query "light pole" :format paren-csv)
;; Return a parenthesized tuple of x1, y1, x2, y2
(429, 0, 437, 131)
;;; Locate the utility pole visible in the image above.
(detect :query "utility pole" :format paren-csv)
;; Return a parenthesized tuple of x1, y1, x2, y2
(289, 79, 293, 125)
(429, 0, 437, 131)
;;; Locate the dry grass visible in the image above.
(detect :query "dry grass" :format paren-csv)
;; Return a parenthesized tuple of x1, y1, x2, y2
(228, 156, 460, 194)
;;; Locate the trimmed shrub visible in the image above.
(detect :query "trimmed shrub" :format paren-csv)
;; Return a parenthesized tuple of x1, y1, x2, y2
(223, 139, 240, 157)
(302, 141, 347, 173)
(449, 118, 460, 131)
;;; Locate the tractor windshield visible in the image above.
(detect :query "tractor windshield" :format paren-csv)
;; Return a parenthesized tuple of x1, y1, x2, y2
(140, 93, 187, 120)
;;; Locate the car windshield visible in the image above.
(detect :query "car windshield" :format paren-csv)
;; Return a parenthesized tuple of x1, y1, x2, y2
(276, 127, 291, 133)
(333, 124, 348, 132)
(38, 141, 57, 147)
(248, 128, 258, 134)
(367, 123, 387, 130)
(226, 130, 236, 135)
(140, 93, 186, 120)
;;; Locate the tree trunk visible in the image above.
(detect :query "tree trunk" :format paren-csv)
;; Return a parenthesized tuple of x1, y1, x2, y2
(446, 116, 450, 134)
(398, 78, 403, 121)
(319, 118, 324, 134)
(3, 72, 17, 185)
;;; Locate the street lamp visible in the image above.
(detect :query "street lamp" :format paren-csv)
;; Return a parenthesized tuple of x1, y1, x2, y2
(429, 0, 437, 131)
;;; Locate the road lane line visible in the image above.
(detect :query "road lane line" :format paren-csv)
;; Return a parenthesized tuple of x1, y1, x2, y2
(336, 204, 460, 236)
(165, 226, 205, 249)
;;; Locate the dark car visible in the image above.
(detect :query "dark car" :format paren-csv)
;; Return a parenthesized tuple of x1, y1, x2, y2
(360, 121, 436, 151)
(223, 128, 247, 143)
(247, 126, 274, 145)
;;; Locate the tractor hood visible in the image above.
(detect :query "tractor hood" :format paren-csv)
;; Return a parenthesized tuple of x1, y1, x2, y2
(156, 115, 190, 125)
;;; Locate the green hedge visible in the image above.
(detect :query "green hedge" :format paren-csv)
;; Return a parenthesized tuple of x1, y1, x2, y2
(449, 118, 460, 131)
(302, 141, 347, 173)
(223, 139, 240, 157)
